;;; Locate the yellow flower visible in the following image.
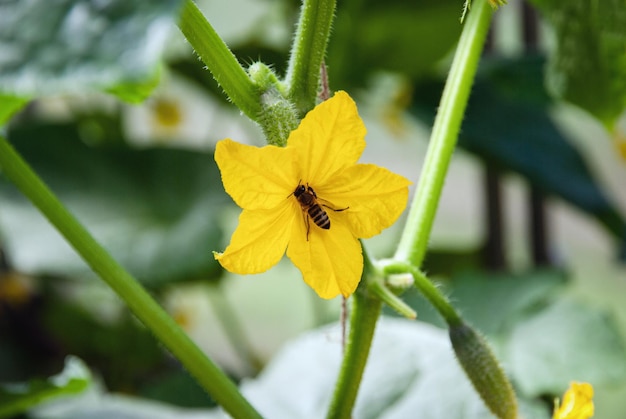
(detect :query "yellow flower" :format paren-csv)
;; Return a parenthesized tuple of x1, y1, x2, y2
(214, 91, 410, 299)
(553, 382, 594, 419)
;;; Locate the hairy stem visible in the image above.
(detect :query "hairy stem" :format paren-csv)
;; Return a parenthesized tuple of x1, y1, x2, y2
(178, 0, 261, 121)
(326, 289, 382, 419)
(382, 261, 461, 327)
(325, 243, 380, 419)
(286, 0, 337, 115)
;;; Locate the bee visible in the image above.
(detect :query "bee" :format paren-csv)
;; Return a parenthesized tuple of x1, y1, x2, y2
(291, 182, 348, 240)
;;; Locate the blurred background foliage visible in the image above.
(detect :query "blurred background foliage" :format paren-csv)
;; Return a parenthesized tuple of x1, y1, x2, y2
(1, 0, 625, 417)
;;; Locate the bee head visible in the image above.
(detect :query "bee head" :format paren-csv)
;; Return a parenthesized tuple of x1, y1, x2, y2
(294, 184, 306, 197)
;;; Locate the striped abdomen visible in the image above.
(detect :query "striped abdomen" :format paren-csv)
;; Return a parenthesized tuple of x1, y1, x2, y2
(307, 204, 330, 229)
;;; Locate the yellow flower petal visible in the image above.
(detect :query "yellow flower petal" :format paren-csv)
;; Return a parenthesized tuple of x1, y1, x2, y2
(286, 209, 363, 299)
(553, 382, 594, 419)
(319, 164, 410, 238)
(215, 205, 296, 274)
(287, 91, 366, 186)
(215, 91, 410, 300)
(215, 139, 297, 210)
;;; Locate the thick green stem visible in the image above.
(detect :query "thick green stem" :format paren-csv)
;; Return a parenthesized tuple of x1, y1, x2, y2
(325, 288, 382, 419)
(0, 137, 262, 419)
(178, 0, 261, 121)
(394, 0, 493, 267)
(325, 244, 381, 419)
(286, 0, 337, 115)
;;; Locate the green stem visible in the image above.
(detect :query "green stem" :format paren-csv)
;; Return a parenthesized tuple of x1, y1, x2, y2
(325, 288, 382, 419)
(394, 0, 493, 267)
(178, 0, 261, 121)
(383, 261, 461, 326)
(286, 0, 337, 115)
(324, 243, 381, 418)
(0, 137, 262, 419)
(368, 279, 416, 319)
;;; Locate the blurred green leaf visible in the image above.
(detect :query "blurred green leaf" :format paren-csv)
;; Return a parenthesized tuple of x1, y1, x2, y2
(447, 270, 567, 336)
(139, 370, 216, 408)
(106, 68, 162, 104)
(410, 56, 626, 253)
(0, 0, 182, 97)
(328, 0, 462, 89)
(31, 391, 223, 419)
(0, 123, 227, 286)
(529, 0, 626, 128)
(0, 356, 90, 418)
(506, 299, 626, 396)
(0, 94, 28, 126)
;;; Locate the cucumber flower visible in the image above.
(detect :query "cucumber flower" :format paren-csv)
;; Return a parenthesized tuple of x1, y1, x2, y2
(553, 382, 594, 419)
(214, 91, 410, 299)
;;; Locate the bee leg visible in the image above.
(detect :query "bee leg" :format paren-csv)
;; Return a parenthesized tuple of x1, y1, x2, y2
(323, 204, 349, 212)
(301, 211, 311, 241)
(306, 214, 311, 241)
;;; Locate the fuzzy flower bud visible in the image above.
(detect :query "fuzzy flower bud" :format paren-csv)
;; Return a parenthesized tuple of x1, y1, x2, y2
(247, 61, 298, 146)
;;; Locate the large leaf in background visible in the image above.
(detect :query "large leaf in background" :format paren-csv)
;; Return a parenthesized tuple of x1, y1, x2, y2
(445, 270, 566, 336)
(0, 123, 227, 286)
(327, 0, 462, 89)
(32, 390, 220, 419)
(529, 0, 626, 128)
(392, 269, 566, 330)
(410, 56, 626, 254)
(507, 299, 626, 396)
(0, 356, 90, 418)
(0, 0, 182, 98)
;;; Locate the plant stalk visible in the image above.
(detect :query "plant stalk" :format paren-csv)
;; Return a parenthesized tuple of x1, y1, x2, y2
(382, 262, 461, 327)
(0, 136, 262, 419)
(394, 0, 494, 268)
(178, 0, 261, 121)
(325, 288, 382, 419)
(285, 0, 337, 115)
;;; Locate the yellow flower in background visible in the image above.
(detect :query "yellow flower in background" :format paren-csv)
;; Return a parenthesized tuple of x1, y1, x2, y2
(553, 382, 594, 419)
(214, 91, 410, 299)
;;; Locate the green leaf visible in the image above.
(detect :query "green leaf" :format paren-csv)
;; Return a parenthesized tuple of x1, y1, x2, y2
(0, 356, 91, 418)
(410, 56, 626, 252)
(506, 298, 626, 396)
(0, 123, 227, 286)
(446, 270, 567, 336)
(31, 392, 224, 419)
(139, 370, 216, 408)
(529, 0, 626, 128)
(0, 94, 29, 126)
(106, 67, 162, 104)
(328, 0, 462, 89)
(0, 0, 183, 97)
